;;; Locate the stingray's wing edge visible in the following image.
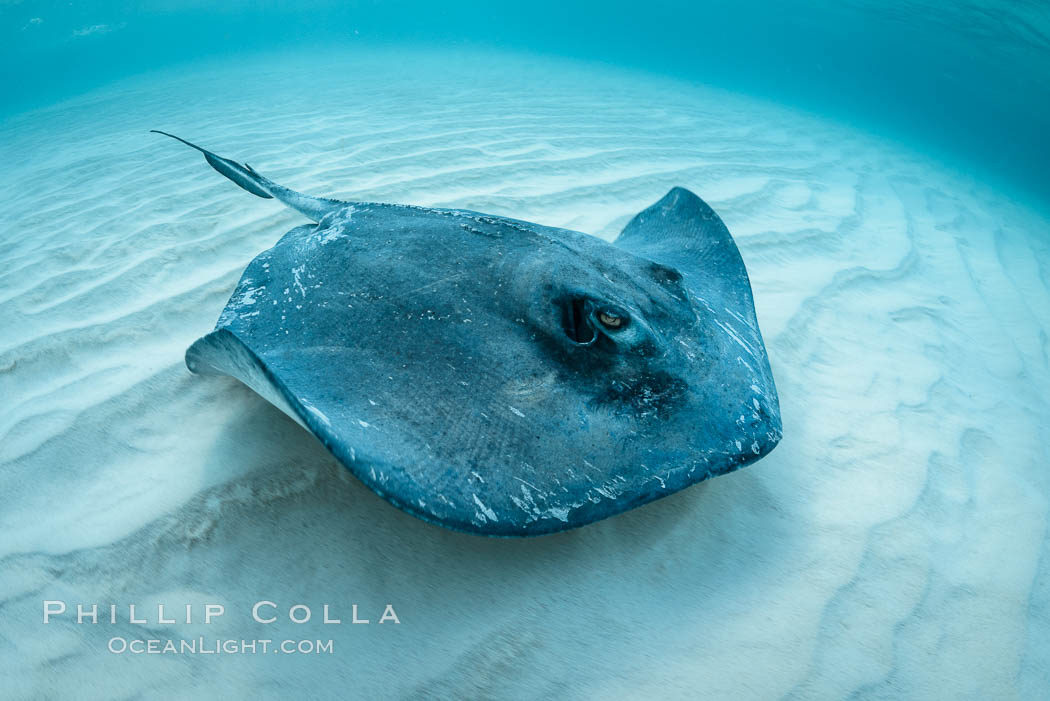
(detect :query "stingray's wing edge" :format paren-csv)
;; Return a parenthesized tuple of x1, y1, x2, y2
(614, 186, 783, 439)
(186, 328, 307, 429)
(613, 186, 758, 323)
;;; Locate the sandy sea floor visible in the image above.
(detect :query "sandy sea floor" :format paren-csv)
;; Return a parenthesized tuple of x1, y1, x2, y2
(1, 48, 1048, 699)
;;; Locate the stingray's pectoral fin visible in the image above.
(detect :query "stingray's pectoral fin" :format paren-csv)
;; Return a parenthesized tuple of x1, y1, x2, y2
(614, 186, 756, 317)
(186, 328, 308, 430)
(151, 130, 345, 222)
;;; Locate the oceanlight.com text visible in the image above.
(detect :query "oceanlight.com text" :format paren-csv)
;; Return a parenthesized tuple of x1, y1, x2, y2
(107, 637, 335, 655)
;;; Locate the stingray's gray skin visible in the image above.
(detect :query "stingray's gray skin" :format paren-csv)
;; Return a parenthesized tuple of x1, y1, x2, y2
(155, 131, 782, 536)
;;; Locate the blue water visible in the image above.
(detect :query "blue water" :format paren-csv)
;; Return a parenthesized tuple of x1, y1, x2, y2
(3, 1, 1049, 203)
(3, 3, 1050, 699)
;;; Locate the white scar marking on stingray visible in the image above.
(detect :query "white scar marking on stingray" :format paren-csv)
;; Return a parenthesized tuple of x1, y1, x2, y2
(403, 272, 467, 298)
(713, 319, 756, 358)
(513, 476, 540, 491)
(237, 285, 265, 306)
(301, 400, 331, 427)
(725, 306, 754, 329)
(307, 407, 330, 426)
(473, 494, 498, 522)
(547, 506, 570, 522)
(292, 265, 307, 297)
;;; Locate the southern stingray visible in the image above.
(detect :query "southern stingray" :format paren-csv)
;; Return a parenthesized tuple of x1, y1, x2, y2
(154, 130, 782, 536)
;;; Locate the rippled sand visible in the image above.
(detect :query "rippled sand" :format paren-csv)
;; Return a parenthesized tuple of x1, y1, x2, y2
(1, 49, 1048, 699)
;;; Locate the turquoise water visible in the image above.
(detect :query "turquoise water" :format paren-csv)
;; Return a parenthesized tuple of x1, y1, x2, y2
(2, 3, 1049, 699)
(3, 1, 1049, 202)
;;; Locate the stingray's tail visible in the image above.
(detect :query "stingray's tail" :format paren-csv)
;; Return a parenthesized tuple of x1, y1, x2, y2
(150, 130, 344, 222)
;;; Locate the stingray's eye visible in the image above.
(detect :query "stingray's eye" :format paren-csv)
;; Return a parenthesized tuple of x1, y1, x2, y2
(598, 310, 625, 330)
(559, 297, 630, 346)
